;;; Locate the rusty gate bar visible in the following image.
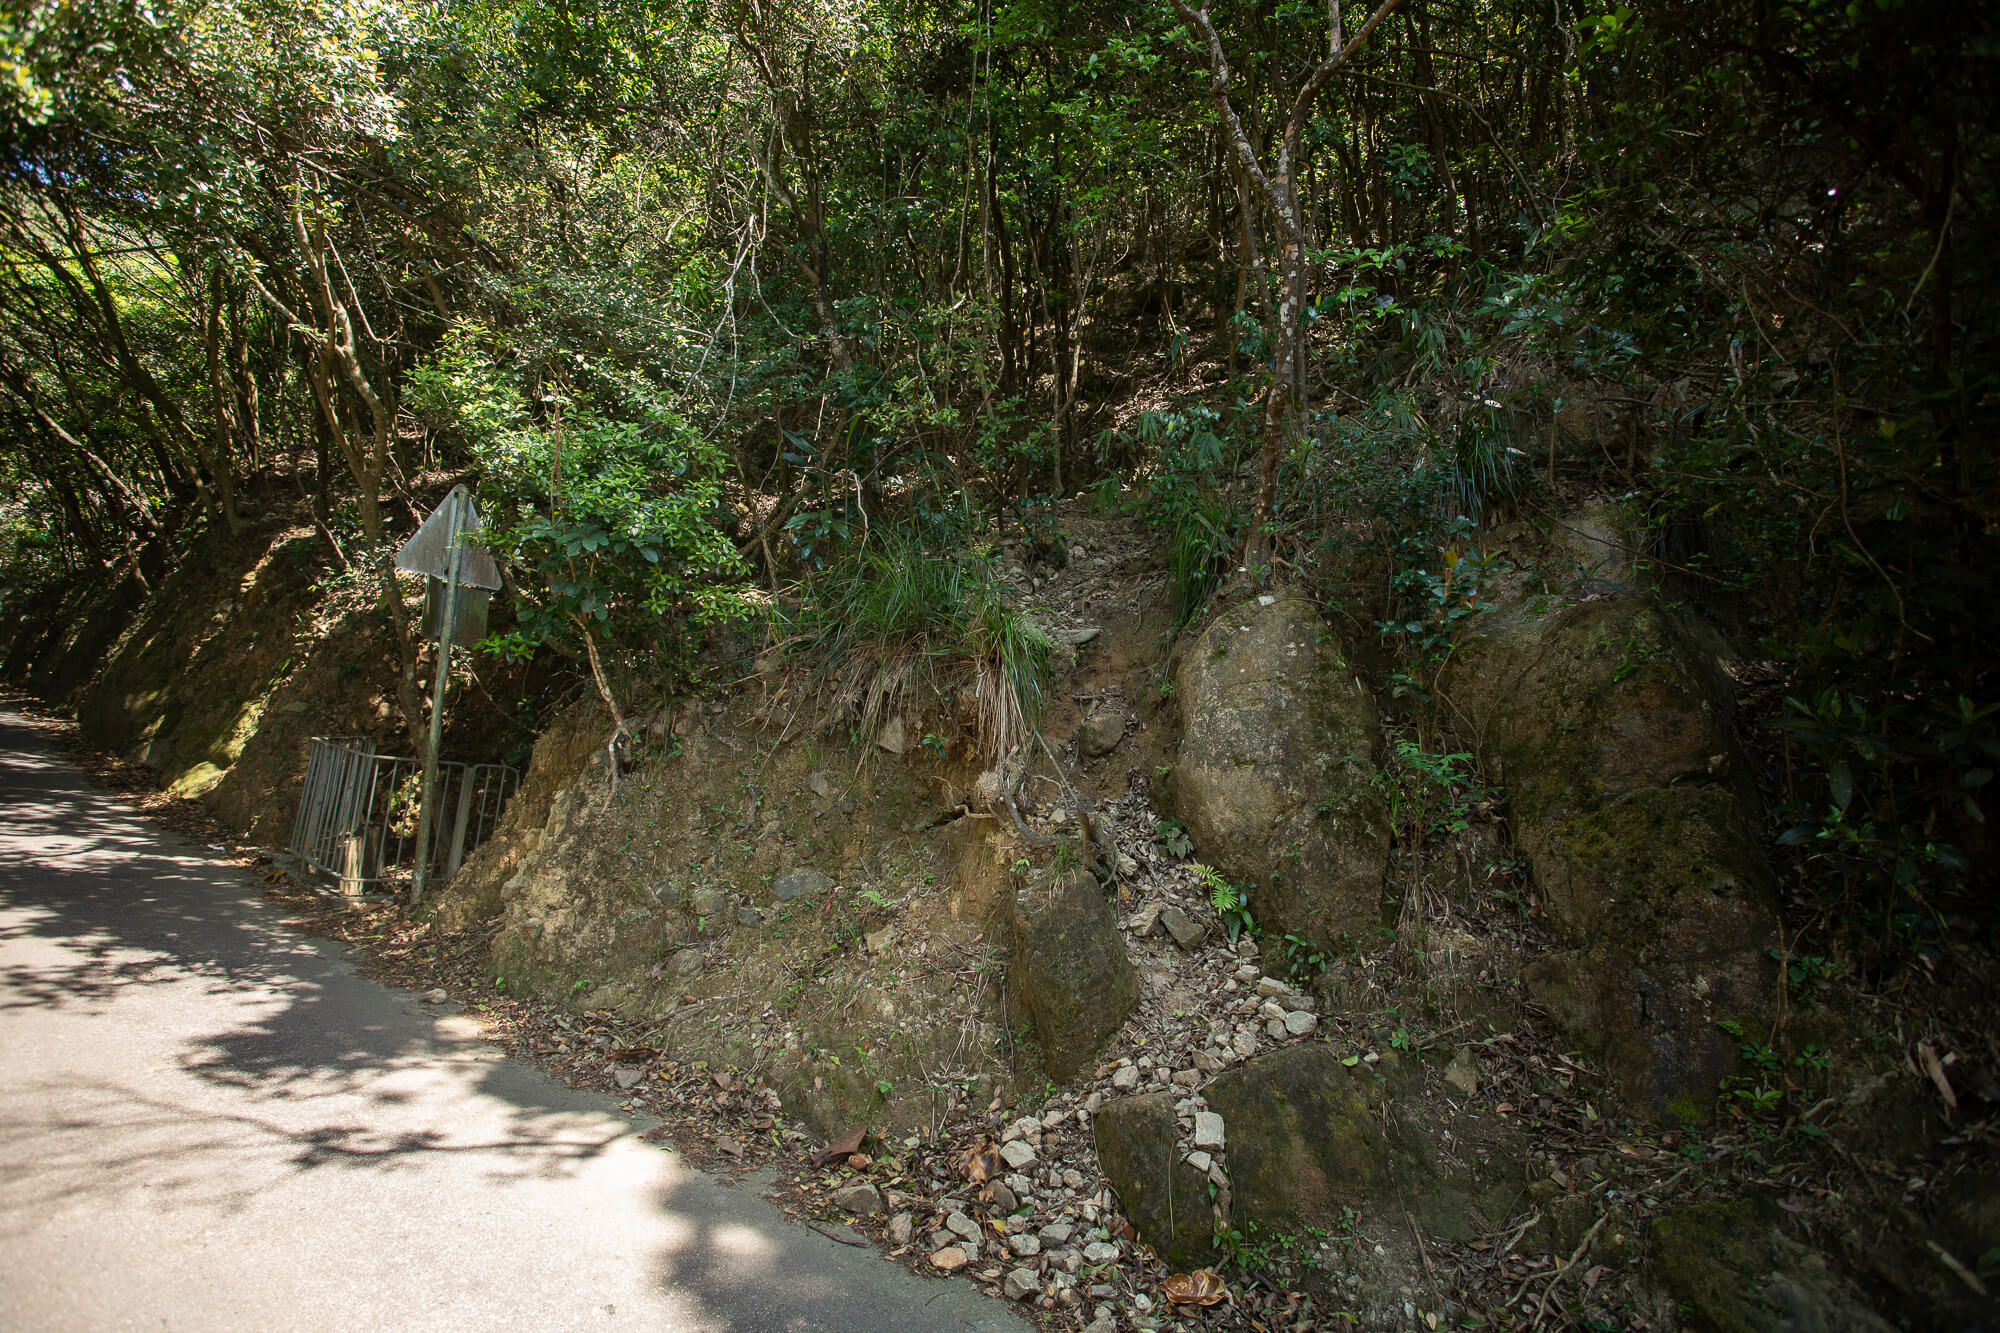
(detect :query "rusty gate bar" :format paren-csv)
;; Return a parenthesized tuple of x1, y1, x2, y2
(291, 737, 518, 893)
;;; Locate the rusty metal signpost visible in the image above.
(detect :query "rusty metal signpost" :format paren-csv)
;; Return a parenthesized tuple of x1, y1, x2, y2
(394, 485, 501, 903)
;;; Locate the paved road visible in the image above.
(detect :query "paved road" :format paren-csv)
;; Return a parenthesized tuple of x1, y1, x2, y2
(0, 711, 1021, 1332)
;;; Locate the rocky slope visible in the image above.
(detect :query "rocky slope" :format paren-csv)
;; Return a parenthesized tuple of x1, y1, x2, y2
(14, 495, 1995, 1332)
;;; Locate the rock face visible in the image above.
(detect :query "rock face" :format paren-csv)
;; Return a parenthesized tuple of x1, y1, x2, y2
(1438, 513, 1780, 1123)
(1201, 1045, 1423, 1230)
(1651, 1197, 1893, 1333)
(1010, 870, 1139, 1081)
(1092, 1094, 1222, 1267)
(1166, 593, 1390, 948)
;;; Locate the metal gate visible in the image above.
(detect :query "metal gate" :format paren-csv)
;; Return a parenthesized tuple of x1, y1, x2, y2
(290, 737, 519, 894)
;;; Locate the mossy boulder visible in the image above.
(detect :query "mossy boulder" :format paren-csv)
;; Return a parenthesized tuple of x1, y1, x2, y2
(1524, 786, 1779, 1120)
(1010, 869, 1139, 1082)
(1201, 1045, 1431, 1231)
(1439, 595, 1747, 842)
(1092, 1093, 1224, 1268)
(1651, 1196, 1892, 1333)
(1438, 578, 1779, 1122)
(1165, 593, 1390, 948)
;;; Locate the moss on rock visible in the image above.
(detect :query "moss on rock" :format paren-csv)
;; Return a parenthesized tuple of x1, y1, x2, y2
(1165, 593, 1390, 948)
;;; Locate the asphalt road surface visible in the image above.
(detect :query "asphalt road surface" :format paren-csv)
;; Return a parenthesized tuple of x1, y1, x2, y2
(0, 710, 1023, 1332)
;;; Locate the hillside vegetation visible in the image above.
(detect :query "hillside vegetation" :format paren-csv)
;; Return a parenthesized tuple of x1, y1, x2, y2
(2, 0, 1995, 1328)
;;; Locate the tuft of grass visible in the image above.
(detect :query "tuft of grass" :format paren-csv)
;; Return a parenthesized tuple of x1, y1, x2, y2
(786, 533, 1052, 763)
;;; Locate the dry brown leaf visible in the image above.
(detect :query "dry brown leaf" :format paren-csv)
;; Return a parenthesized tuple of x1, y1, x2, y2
(1162, 1270, 1228, 1306)
(716, 1137, 744, 1157)
(958, 1141, 1002, 1184)
(809, 1125, 869, 1168)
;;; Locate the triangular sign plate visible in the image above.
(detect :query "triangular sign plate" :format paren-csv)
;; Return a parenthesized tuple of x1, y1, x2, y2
(394, 487, 502, 589)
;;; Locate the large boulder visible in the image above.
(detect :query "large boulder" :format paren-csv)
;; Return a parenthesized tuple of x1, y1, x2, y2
(1439, 594, 1749, 840)
(1437, 525, 1780, 1123)
(1201, 1045, 1428, 1231)
(1165, 593, 1390, 948)
(1651, 1197, 1893, 1333)
(1524, 786, 1779, 1121)
(1010, 870, 1139, 1082)
(1092, 1094, 1223, 1267)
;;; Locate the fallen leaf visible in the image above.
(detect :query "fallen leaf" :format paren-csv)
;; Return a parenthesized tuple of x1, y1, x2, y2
(1918, 1041, 1958, 1113)
(717, 1137, 744, 1157)
(810, 1125, 869, 1168)
(959, 1141, 1002, 1184)
(1495, 1102, 1515, 1114)
(846, 1152, 873, 1170)
(1162, 1270, 1228, 1306)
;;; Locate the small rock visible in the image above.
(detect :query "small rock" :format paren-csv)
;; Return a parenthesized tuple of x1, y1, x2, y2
(772, 867, 831, 902)
(985, 1180, 1019, 1214)
(809, 772, 832, 798)
(1040, 1222, 1075, 1246)
(1255, 977, 1292, 997)
(1080, 707, 1128, 758)
(1008, 1233, 1042, 1257)
(1192, 1111, 1226, 1150)
(1111, 1065, 1141, 1091)
(830, 1184, 883, 1214)
(1083, 1240, 1120, 1264)
(1127, 904, 1163, 937)
(888, 1212, 914, 1246)
(877, 716, 907, 754)
(1232, 1030, 1258, 1059)
(1058, 625, 1102, 647)
(422, 988, 448, 1004)
(1003, 1116, 1040, 1143)
(931, 1246, 968, 1272)
(1265, 1019, 1288, 1039)
(1004, 1267, 1042, 1301)
(1235, 936, 1259, 958)
(1186, 1149, 1213, 1173)
(736, 905, 765, 927)
(1284, 1010, 1319, 1036)
(864, 926, 896, 954)
(669, 948, 704, 977)
(946, 1212, 981, 1241)
(1159, 906, 1206, 951)
(1000, 1139, 1038, 1169)
(1171, 1068, 1202, 1088)
(1445, 1048, 1480, 1097)
(690, 884, 728, 917)
(613, 1066, 643, 1090)
(1259, 1001, 1289, 1022)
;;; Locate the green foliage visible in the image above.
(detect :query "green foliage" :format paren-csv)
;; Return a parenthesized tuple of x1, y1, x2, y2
(1191, 862, 1254, 941)
(412, 337, 747, 675)
(1277, 932, 1328, 986)
(1110, 407, 1247, 622)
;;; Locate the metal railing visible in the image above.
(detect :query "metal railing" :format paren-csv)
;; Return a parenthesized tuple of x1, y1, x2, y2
(290, 736, 519, 895)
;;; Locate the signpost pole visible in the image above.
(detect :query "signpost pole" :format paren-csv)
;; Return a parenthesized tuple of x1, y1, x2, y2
(410, 487, 467, 904)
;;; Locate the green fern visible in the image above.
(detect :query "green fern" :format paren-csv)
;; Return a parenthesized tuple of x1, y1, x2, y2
(1191, 862, 1254, 940)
